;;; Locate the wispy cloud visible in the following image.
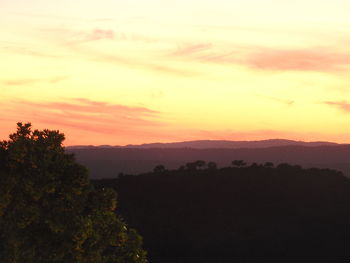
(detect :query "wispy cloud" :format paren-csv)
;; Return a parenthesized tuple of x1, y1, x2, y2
(64, 29, 115, 45)
(167, 42, 242, 64)
(1, 45, 63, 59)
(324, 101, 350, 112)
(1, 76, 69, 86)
(0, 98, 162, 137)
(13, 12, 113, 23)
(257, 95, 295, 106)
(248, 48, 350, 72)
(167, 42, 350, 72)
(85, 29, 115, 41)
(91, 51, 198, 77)
(171, 43, 213, 57)
(33, 27, 192, 76)
(41, 27, 156, 46)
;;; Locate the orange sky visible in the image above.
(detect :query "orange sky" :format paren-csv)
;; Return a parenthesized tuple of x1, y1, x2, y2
(1, 0, 350, 145)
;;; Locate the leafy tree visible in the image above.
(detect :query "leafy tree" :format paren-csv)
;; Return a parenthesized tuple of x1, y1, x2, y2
(185, 160, 206, 171)
(232, 160, 246, 168)
(264, 162, 274, 168)
(207, 162, 217, 170)
(153, 165, 165, 173)
(0, 123, 147, 263)
(185, 162, 197, 171)
(250, 162, 259, 168)
(194, 160, 206, 169)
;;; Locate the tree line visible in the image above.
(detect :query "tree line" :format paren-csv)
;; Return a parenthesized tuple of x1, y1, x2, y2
(95, 162, 350, 263)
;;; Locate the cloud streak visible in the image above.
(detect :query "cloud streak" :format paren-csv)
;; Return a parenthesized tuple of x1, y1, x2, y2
(43, 27, 156, 46)
(168, 42, 350, 72)
(324, 101, 350, 112)
(0, 98, 162, 138)
(91, 51, 198, 77)
(36, 27, 195, 76)
(1, 45, 63, 59)
(1, 76, 69, 86)
(171, 43, 213, 57)
(257, 95, 295, 106)
(248, 48, 350, 72)
(64, 29, 115, 45)
(13, 12, 113, 23)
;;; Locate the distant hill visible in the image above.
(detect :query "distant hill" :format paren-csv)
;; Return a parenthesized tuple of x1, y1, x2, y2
(67, 143, 350, 179)
(67, 139, 338, 150)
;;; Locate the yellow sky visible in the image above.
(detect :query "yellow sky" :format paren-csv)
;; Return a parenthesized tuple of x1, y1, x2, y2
(1, 0, 350, 145)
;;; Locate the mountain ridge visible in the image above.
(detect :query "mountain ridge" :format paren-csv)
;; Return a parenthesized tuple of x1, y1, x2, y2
(68, 144, 350, 179)
(67, 139, 339, 149)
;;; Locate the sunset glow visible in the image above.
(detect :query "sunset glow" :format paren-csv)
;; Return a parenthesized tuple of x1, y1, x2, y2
(1, 0, 350, 145)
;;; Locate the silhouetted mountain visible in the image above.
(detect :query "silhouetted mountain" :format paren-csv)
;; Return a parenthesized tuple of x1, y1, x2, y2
(67, 139, 338, 150)
(124, 139, 338, 148)
(68, 144, 350, 179)
(93, 165, 350, 263)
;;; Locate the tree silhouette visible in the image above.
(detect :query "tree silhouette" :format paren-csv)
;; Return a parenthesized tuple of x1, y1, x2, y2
(0, 123, 147, 263)
(153, 165, 166, 173)
(207, 162, 217, 170)
(232, 160, 246, 168)
(194, 160, 206, 169)
(264, 162, 274, 168)
(186, 160, 206, 171)
(185, 162, 197, 171)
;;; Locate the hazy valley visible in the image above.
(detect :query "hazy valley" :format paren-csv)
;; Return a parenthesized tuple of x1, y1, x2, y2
(67, 139, 350, 179)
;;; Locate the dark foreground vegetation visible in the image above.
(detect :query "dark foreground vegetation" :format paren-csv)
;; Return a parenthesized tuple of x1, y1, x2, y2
(0, 123, 147, 263)
(94, 162, 350, 263)
(2, 123, 350, 263)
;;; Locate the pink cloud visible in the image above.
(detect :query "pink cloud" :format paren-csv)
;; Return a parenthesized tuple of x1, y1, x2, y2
(324, 101, 350, 112)
(167, 42, 350, 72)
(3, 100, 350, 145)
(26, 98, 158, 116)
(168, 42, 241, 65)
(171, 43, 213, 56)
(2, 79, 40, 86)
(15, 98, 160, 125)
(2, 45, 62, 59)
(84, 29, 115, 41)
(247, 48, 350, 72)
(1, 76, 69, 86)
(47, 27, 155, 45)
(14, 12, 111, 22)
(61, 28, 116, 45)
(0, 98, 164, 145)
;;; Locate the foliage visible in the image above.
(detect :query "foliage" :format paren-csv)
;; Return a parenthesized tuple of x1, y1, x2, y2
(153, 165, 165, 173)
(207, 162, 217, 170)
(94, 162, 350, 263)
(231, 159, 246, 167)
(0, 123, 147, 263)
(185, 160, 206, 171)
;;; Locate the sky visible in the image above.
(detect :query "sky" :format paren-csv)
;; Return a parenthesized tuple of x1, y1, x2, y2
(1, 0, 350, 145)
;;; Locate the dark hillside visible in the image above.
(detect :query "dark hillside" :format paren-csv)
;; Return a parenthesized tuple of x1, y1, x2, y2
(71, 145, 350, 178)
(93, 164, 350, 263)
